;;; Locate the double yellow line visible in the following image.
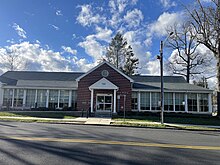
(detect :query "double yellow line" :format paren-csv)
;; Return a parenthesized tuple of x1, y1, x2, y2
(1, 136, 220, 151)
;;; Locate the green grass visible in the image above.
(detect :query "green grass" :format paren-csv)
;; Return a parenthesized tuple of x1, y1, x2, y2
(0, 111, 77, 119)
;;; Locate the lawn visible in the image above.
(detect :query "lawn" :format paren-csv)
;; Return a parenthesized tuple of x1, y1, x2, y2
(0, 111, 77, 119)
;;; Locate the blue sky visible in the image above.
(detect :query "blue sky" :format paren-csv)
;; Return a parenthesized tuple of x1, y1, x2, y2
(1, 0, 212, 76)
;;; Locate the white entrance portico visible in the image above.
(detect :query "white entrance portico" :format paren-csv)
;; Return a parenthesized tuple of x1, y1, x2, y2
(89, 78, 118, 113)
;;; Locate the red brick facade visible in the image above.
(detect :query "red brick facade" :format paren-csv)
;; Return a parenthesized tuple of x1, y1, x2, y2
(77, 63, 132, 113)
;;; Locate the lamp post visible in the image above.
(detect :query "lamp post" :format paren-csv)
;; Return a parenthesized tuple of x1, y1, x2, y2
(157, 32, 173, 124)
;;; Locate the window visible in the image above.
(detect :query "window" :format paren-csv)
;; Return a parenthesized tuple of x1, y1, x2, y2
(164, 93, 173, 111)
(14, 89, 24, 107)
(59, 90, 69, 108)
(175, 93, 185, 111)
(188, 93, 197, 112)
(49, 90, 58, 109)
(71, 90, 77, 109)
(26, 89, 36, 108)
(131, 92, 138, 110)
(37, 89, 47, 107)
(199, 94, 208, 112)
(140, 92, 150, 110)
(3, 88, 13, 107)
(151, 92, 160, 111)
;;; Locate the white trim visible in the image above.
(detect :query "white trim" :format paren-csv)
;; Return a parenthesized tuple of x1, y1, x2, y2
(90, 89, 94, 113)
(2, 86, 77, 90)
(138, 92, 140, 112)
(68, 90, 72, 108)
(35, 89, 37, 105)
(58, 90, 60, 108)
(23, 89, 27, 108)
(173, 93, 175, 112)
(197, 94, 200, 112)
(46, 90, 49, 108)
(12, 89, 15, 108)
(89, 78, 118, 90)
(185, 93, 188, 112)
(208, 93, 212, 113)
(132, 89, 212, 94)
(76, 61, 134, 82)
(150, 92, 152, 111)
(113, 89, 117, 113)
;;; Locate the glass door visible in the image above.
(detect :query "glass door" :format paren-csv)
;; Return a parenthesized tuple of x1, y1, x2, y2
(96, 94, 112, 111)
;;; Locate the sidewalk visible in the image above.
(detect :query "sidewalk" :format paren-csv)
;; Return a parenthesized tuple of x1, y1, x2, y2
(0, 116, 220, 130)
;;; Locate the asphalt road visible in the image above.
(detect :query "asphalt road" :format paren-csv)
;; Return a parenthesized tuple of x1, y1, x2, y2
(0, 121, 220, 165)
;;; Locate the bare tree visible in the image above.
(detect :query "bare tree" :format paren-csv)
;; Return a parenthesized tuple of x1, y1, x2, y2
(166, 22, 212, 82)
(0, 48, 27, 71)
(186, 0, 220, 89)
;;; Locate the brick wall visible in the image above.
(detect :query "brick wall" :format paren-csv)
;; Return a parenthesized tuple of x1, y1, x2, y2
(77, 63, 132, 112)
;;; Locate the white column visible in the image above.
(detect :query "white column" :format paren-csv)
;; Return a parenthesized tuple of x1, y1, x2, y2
(185, 93, 188, 112)
(57, 90, 60, 108)
(150, 92, 152, 111)
(197, 94, 200, 112)
(68, 90, 72, 107)
(23, 89, 27, 108)
(173, 93, 175, 112)
(35, 90, 37, 106)
(0, 87, 4, 106)
(208, 93, 212, 113)
(46, 90, 49, 108)
(90, 89, 94, 113)
(12, 89, 15, 108)
(113, 89, 117, 113)
(138, 92, 141, 112)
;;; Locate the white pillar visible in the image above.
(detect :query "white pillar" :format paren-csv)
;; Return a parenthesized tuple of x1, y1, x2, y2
(57, 90, 60, 108)
(68, 90, 72, 107)
(46, 90, 49, 108)
(113, 89, 117, 113)
(23, 89, 27, 108)
(173, 93, 175, 112)
(12, 89, 15, 108)
(150, 92, 152, 111)
(208, 93, 212, 113)
(138, 92, 141, 112)
(35, 90, 37, 107)
(90, 89, 94, 113)
(197, 94, 200, 112)
(185, 93, 188, 112)
(0, 86, 4, 106)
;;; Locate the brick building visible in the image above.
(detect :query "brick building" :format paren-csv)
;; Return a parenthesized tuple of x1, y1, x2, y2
(0, 61, 213, 114)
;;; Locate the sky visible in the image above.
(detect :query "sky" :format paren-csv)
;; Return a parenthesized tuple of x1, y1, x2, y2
(0, 0, 217, 88)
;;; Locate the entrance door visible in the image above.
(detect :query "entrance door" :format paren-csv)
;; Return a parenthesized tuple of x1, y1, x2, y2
(96, 94, 112, 111)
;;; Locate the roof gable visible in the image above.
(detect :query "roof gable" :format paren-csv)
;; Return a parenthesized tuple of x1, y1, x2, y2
(76, 61, 134, 82)
(89, 78, 118, 90)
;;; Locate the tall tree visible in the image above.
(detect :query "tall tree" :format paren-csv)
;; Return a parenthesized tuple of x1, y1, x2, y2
(0, 48, 27, 71)
(186, 0, 220, 89)
(166, 22, 212, 82)
(106, 32, 139, 75)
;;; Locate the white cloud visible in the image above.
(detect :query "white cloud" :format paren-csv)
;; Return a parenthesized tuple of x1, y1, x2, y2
(95, 27, 113, 42)
(61, 46, 77, 55)
(148, 12, 182, 37)
(160, 0, 176, 9)
(76, 4, 106, 27)
(12, 23, 27, 39)
(124, 9, 144, 28)
(0, 41, 96, 75)
(49, 24, 59, 30)
(55, 10, 63, 16)
(78, 35, 106, 61)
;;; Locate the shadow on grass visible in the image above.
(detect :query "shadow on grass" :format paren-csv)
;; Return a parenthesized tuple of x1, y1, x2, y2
(0, 111, 79, 119)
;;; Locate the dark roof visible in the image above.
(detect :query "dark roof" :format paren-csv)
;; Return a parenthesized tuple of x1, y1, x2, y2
(0, 71, 84, 83)
(0, 71, 212, 92)
(130, 75, 187, 83)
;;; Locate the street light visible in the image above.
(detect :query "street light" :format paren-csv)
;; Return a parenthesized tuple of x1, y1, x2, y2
(157, 32, 174, 124)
